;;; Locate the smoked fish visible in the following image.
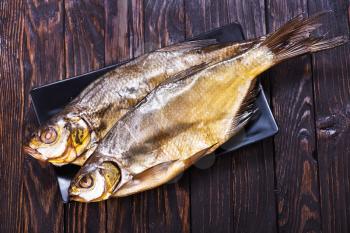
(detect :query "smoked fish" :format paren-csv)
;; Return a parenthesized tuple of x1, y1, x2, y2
(24, 37, 263, 166)
(68, 13, 347, 202)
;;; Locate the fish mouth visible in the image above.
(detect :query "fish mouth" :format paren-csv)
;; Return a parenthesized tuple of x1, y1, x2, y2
(23, 145, 47, 161)
(69, 193, 104, 203)
(68, 186, 88, 202)
(69, 186, 111, 203)
(69, 194, 89, 203)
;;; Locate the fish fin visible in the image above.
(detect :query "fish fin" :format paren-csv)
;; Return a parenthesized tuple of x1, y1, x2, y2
(162, 39, 266, 84)
(201, 37, 265, 54)
(114, 144, 217, 197)
(158, 37, 266, 55)
(161, 62, 211, 85)
(181, 143, 218, 167)
(225, 82, 260, 139)
(261, 12, 348, 63)
(156, 39, 218, 53)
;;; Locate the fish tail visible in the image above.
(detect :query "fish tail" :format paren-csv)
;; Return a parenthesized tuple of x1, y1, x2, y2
(261, 12, 348, 63)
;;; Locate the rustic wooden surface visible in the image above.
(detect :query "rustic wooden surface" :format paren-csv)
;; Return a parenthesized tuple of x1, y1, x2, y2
(0, 0, 349, 232)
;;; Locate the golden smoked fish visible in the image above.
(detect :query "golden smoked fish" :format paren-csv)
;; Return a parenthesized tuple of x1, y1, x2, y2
(23, 38, 262, 166)
(68, 13, 347, 202)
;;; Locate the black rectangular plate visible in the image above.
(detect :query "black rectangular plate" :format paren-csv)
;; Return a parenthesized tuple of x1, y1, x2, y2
(30, 23, 278, 202)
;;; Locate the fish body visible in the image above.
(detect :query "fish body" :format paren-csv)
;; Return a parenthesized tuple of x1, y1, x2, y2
(24, 39, 260, 166)
(70, 39, 256, 140)
(69, 12, 348, 202)
(70, 45, 273, 201)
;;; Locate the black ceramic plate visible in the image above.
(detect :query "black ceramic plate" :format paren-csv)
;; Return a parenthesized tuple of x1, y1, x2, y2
(30, 23, 278, 202)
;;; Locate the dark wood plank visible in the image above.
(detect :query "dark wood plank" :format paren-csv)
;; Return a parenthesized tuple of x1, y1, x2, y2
(105, 1, 147, 233)
(105, 0, 131, 65)
(0, 1, 25, 232)
(21, 0, 65, 232)
(230, 144, 276, 232)
(185, 0, 230, 37)
(64, 1, 106, 233)
(227, 0, 267, 39)
(64, 0, 105, 77)
(144, 0, 185, 51)
(265, 0, 322, 232)
(186, 1, 277, 232)
(142, 0, 190, 233)
(308, 1, 350, 232)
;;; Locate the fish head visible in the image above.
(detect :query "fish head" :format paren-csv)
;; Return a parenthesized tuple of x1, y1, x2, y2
(23, 112, 94, 165)
(69, 159, 121, 202)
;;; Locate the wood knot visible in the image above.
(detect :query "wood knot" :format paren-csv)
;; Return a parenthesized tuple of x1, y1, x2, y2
(304, 96, 312, 106)
(298, 128, 312, 153)
(316, 107, 350, 139)
(316, 115, 337, 138)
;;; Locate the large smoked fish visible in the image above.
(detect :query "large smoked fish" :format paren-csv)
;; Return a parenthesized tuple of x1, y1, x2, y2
(24, 37, 262, 165)
(68, 13, 347, 202)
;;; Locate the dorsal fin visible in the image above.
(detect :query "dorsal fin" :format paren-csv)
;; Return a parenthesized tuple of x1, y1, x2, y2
(161, 62, 211, 86)
(225, 81, 260, 139)
(156, 39, 218, 53)
(201, 37, 265, 54)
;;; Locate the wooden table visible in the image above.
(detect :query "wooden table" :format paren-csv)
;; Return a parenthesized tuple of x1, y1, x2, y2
(1, 0, 349, 232)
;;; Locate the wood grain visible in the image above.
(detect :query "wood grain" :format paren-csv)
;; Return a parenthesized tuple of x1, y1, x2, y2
(144, 0, 185, 52)
(185, 0, 230, 37)
(227, 0, 267, 39)
(105, 0, 131, 65)
(143, 0, 190, 232)
(186, 1, 277, 232)
(64, 1, 106, 233)
(65, 0, 105, 77)
(230, 144, 277, 232)
(0, 0, 25, 232)
(105, 1, 147, 233)
(266, 0, 322, 232)
(2, 1, 350, 232)
(308, 0, 350, 232)
(21, 0, 65, 232)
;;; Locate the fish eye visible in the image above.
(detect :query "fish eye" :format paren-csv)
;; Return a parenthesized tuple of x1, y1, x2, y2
(78, 174, 94, 189)
(40, 126, 57, 144)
